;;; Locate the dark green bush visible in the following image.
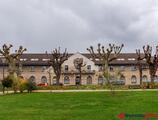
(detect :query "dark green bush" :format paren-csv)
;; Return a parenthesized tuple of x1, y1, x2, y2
(1, 76, 13, 93)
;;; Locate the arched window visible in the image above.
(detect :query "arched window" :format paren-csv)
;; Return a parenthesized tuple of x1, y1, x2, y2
(41, 76, 47, 83)
(64, 76, 70, 84)
(75, 76, 80, 85)
(19, 76, 24, 79)
(131, 75, 137, 84)
(29, 76, 36, 83)
(154, 75, 158, 83)
(98, 76, 104, 85)
(87, 76, 92, 85)
(119, 75, 126, 85)
(65, 65, 69, 72)
(142, 75, 148, 82)
(120, 75, 125, 81)
(42, 66, 47, 72)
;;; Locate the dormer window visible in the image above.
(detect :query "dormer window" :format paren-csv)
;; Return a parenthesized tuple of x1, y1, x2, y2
(89, 58, 93, 61)
(117, 58, 125, 61)
(31, 58, 39, 61)
(20, 58, 27, 61)
(95, 58, 99, 61)
(128, 58, 135, 61)
(42, 58, 50, 61)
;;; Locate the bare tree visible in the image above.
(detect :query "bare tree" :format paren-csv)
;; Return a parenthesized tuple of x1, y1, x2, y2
(73, 58, 86, 85)
(0, 44, 27, 76)
(136, 49, 145, 86)
(87, 43, 124, 85)
(143, 45, 158, 84)
(48, 47, 68, 85)
(47, 67, 54, 85)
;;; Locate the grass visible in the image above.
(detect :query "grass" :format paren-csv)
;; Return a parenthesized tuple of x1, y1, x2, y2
(0, 91, 158, 120)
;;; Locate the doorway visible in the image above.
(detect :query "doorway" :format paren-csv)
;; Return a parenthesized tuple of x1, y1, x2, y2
(75, 76, 81, 85)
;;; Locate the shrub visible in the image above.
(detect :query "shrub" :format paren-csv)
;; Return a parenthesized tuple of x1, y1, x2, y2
(10, 74, 20, 93)
(26, 80, 36, 93)
(1, 76, 13, 93)
(19, 78, 28, 93)
(128, 85, 141, 89)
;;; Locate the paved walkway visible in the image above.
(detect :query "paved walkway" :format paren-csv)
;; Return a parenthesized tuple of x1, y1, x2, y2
(1, 89, 158, 95)
(33, 89, 158, 93)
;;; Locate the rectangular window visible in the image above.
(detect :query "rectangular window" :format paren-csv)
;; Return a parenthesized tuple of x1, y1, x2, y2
(30, 66, 35, 72)
(142, 65, 148, 71)
(65, 65, 69, 71)
(87, 65, 91, 71)
(120, 66, 125, 71)
(109, 66, 114, 72)
(42, 66, 46, 72)
(98, 66, 103, 72)
(131, 66, 137, 71)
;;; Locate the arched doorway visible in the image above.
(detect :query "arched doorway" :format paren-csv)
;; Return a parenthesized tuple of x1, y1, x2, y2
(98, 76, 104, 85)
(119, 75, 126, 85)
(87, 76, 92, 85)
(131, 75, 137, 84)
(41, 76, 47, 84)
(64, 76, 70, 84)
(75, 76, 80, 85)
(142, 75, 148, 82)
(29, 76, 36, 83)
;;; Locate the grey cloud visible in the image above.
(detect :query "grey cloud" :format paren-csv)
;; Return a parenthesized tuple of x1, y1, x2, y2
(0, 0, 158, 53)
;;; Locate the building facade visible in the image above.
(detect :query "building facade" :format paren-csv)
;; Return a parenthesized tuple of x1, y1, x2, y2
(0, 53, 157, 86)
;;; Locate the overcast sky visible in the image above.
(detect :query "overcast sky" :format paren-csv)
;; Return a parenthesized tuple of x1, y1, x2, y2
(0, 0, 158, 53)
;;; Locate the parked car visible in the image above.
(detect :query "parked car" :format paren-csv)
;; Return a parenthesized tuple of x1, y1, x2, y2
(37, 83, 48, 86)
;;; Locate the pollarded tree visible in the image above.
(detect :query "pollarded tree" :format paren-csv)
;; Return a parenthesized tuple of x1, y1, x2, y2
(0, 44, 27, 76)
(0, 44, 26, 93)
(48, 47, 68, 85)
(136, 49, 145, 86)
(73, 58, 86, 85)
(143, 45, 158, 83)
(87, 43, 124, 84)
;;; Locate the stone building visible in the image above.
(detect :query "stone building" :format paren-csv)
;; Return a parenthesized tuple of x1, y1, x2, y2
(0, 53, 157, 86)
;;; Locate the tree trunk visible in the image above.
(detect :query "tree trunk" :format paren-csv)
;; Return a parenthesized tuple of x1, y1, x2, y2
(150, 74, 154, 83)
(79, 68, 82, 85)
(56, 75, 60, 85)
(103, 60, 109, 84)
(139, 64, 143, 86)
(2, 86, 5, 94)
(48, 71, 52, 85)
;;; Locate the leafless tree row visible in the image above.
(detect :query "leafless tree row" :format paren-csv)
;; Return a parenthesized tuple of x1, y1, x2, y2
(0, 43, 158, 89)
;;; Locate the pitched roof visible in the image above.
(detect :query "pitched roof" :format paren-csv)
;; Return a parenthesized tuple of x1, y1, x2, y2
(0, 53, 146, 66)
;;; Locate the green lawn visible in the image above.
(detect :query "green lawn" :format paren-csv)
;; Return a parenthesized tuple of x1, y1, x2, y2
(0, 91, 158, 120)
